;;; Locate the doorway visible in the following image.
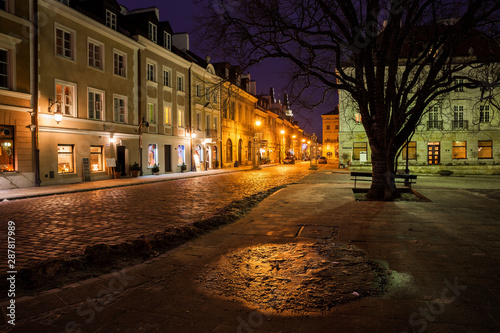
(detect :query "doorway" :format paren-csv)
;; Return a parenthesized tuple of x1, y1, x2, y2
(164, 145, 172, 172)
(117, 145, 128, 176)
(428, 142, 440, 165)
(238, 139, 243, 164)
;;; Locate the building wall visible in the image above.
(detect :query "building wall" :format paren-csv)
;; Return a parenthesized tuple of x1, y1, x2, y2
(37, 0, 141, 185)
(0, 0, 34, 189)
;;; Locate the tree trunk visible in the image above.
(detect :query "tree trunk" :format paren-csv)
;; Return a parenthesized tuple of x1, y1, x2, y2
(366, 148, 400, 201)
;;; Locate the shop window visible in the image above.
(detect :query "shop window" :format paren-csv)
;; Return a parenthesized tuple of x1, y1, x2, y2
(478, 140, 492, 159)
(90, 146, 103, 172)
(402, 141, 417, 160)
(148, 144, 157, 167)
(58, 144, 74, 173)
(0, 126, 14, 171)
(177, 145, 185, 165)
(452, 141, 467, 159)
(353, 142, 367, 160)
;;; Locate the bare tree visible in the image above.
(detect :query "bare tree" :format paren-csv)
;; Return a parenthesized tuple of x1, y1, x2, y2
(196, 0, 499, 200)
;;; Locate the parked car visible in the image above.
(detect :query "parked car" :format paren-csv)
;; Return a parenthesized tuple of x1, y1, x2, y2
(318, 156, 327, 164)
(283, 156, 295, 164)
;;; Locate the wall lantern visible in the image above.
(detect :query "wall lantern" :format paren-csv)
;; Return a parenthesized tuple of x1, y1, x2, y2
(48, 98, 63, 124)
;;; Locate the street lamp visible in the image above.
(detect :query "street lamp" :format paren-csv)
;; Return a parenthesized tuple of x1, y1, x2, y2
(309, 133, 318, 170)
(253, 120, 261, 169)
(279, 129, 285, 164)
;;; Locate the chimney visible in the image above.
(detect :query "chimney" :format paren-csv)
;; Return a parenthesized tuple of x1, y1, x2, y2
(173, 33, 189, 51)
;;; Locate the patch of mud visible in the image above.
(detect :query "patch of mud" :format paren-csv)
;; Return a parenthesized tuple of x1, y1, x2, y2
(198, 242, 387, 313)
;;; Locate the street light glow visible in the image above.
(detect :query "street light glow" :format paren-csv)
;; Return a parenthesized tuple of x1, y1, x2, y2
(255, 120, 261, 126)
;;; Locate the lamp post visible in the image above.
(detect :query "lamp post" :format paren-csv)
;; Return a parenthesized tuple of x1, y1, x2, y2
(253, 120, 261, 169)
(279, 129, 285, 164)
(48, 98, 63, 124)
(309, 133, 318, 170)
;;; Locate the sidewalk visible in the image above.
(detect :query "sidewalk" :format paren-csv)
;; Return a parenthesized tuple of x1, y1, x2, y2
(0, 164, 277, 201)
(2, 165, 499, 332)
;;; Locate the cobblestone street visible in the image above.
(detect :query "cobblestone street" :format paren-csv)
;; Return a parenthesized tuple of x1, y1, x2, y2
(0, 164, 313, 270)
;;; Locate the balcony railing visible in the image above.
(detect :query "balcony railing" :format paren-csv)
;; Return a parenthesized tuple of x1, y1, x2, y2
(452, 120, 468, 130)
(427, 121, 443, 130)
(205, 129, 218, 138)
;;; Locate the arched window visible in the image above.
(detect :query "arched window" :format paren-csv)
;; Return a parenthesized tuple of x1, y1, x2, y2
(238, 139, 243, 163)
(226, 138, 232, 163)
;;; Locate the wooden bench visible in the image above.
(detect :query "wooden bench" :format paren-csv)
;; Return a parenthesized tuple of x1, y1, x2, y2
(351, 172, 417, 189)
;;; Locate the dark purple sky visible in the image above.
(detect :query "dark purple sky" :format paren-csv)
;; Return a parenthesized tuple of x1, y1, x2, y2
(118, 0, 333, 139)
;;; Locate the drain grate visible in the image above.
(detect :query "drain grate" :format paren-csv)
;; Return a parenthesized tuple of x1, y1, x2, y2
(296, 225, 339, 239)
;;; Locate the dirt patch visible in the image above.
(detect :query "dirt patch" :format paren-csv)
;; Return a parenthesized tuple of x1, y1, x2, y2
(198, 242, 387, 313)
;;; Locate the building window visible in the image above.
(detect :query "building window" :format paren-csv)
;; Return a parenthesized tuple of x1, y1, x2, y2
(196, 112, 201, 130)
(177, 109, 184, 127)
(196, 84, 201, 97)
(147, 103, 156, 124)
(148, 22, 157, 43)
(58, 144, 74, 173)
(88, 39, 103, 69)
(213, 117, 218, 130)
(452, 141, 467, 159)
(212, 89, 218, 103)
(55, 81, 76, 116)
(247, 140, 252, 160)
(402, 141, 417, 160)
(148, 144, 157, 167)
(480, 105, 490, 123)
(164, 105, 171, 125)
(326, 125, 330, 130)
(428, 106, 442, 129)
(226, 138, 233, 163)
(163, 69, 171, 87)
(177, 145, 185, 165)
(90, 146, 103, 172)
(0, 49, 8, 89)
(353, 142, 367, 160)
(478, 141, 492, 159)
(454, 79, 464, 92)
(177, 75, 184, 92)
(55, 26, 74, 60)
(106, 10, 117, 30)
(222, 100, 228, 118)
(163, 32, 171, 50)
(0, 0, 7, 11)
(355, 113, 362, 123)
(0, 125, 14, 171)
(453, 106, 465, 129)
(147, 63, 156, 82)
(113, 52, 126, 77)
(113, 95, 126, 123)
(206, 115, 211, 130)
(88, 89, 104, 120)
(230, 102, 235, 120)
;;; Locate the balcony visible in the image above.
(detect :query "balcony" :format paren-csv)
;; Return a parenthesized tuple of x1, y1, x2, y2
(452, 120, 468, 130)
(427, 121, 443, 130)
(205, 129, 218, 139)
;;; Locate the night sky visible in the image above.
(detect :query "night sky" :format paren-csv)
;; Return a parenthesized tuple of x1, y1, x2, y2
(118, 0, 334, 139)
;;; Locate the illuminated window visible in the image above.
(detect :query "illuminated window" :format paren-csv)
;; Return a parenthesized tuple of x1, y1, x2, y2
(0, 126, 14, 171)
(164, 105, 171, 125)
(353, 142, 367, 160)
(148, 144, 157, 167)
(55, 80, 76, 116)
(402, 141, 417, 160)
(226, 138, 233, 162)
(355, 113, 362, 123)
(58, 144, 74, 173)
(90, 146, 103, 172)
(452, 141, 467, 159)
(177, 108, 184, 127)
(177, 145, 185, 165)
(478, 140, 492, 159)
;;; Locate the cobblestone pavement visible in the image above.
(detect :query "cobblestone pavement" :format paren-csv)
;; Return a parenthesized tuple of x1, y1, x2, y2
(0, 164, 313, 270)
